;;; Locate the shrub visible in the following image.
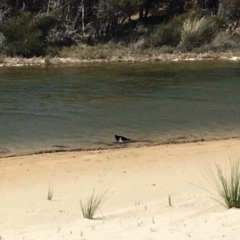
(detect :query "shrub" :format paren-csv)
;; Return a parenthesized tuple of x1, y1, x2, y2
(204, 160, 240, 208)
(147, 17, 183, 48)
(1, 12, 44, 57)
(45, 45, 60, 57)
(148, 22, 181, 47)
(147, 11, 203, 48)
(180, 16, 217, 51)
(1, 11, 59, 57)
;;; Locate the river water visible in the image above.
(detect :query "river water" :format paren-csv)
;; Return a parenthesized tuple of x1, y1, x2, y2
(0, 61, 240, 157)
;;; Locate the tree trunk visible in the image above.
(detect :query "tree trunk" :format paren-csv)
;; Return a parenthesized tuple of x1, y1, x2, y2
(81, 1, 85, 36)
(139, 7, 144, 20)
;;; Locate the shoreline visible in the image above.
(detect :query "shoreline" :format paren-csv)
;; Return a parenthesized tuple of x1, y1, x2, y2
(1, 52, 240, 67)
(1, 135, 239, 159)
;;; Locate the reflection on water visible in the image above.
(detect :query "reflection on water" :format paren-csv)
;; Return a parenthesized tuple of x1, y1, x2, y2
(0, 61, 240, 156)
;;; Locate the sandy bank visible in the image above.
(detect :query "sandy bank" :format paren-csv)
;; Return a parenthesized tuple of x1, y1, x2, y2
(0, 52, 240, 67)
(0, 139, 240, 239)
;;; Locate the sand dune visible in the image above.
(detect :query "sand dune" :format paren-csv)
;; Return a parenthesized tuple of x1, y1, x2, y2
(0, 139, 240, 240)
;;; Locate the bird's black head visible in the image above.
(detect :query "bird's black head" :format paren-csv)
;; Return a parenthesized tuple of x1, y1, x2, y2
(114, 135, 120, 141)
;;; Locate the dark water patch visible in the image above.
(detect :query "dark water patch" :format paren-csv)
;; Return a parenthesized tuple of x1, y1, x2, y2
(0, 61, 240, 157)
(52, 144, 70, 149)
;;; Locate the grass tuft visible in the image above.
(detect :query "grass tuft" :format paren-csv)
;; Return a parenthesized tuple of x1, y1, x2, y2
(47, 186, 53, 201)
(80, 190, 107, 219)
(180, 16, 216, 50)
(204, 159, 240, 208)
(211, 31, 237, 49)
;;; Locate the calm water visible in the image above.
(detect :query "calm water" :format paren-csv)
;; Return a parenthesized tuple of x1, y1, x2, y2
(0, 61, 240, 157)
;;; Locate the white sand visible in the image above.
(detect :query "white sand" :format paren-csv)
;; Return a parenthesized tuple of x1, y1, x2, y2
(0, 139, 240, 240)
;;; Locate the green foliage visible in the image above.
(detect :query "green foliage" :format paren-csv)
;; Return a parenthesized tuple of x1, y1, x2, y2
(31, 11, 60, 36)
(113, 0, 142, 14)
(45, 45, 60, 57)
(211, 16, 228, 31)
(149, 21, 181, 47)
(148, 12, 200, 48)
(1, 12, 43, 57)
(221, 0, 240, 20)
(80, 190, 107, 219)
(0, 1, 239, 56)
(146, 12, 205, 48)
(204, 160, 240, 209)
(180, 16, 217, 51)
(0, 11, 59, 57)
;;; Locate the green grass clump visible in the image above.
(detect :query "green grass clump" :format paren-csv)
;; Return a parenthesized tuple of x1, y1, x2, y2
(80, 190, 107, 219)
(205, 160, 240, 208)
(180, 16, 217, 50)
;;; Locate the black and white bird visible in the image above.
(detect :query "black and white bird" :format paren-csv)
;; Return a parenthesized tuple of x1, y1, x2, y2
(114, 135, 131, 143)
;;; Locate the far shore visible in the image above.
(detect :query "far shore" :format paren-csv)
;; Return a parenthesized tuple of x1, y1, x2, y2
(1, 52, 240, 67)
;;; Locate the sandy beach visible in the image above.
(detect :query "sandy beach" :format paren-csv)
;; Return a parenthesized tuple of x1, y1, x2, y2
(0, 139, 240, 239)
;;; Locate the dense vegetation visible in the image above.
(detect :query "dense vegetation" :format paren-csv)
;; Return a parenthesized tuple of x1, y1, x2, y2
(0, 0, 239, 58)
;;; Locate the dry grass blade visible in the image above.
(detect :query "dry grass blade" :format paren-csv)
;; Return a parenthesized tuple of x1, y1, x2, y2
(47, 186, 53, 201)
(168, 195, 172, 207)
